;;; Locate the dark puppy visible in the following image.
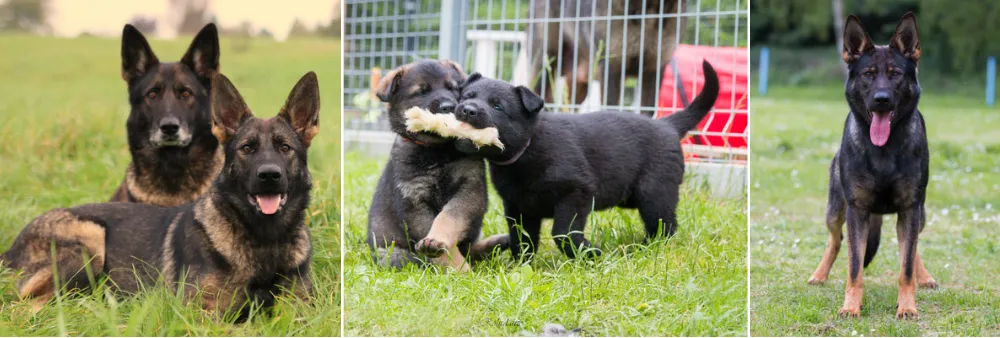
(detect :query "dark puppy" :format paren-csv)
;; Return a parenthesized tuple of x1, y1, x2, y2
(454, 61, 718, 259)
(528, 0, 685, 113)
(110, 23, 223, 206)
(1, 72, 320, 319)
(807, 12, 935, 320)
(366, 60, 507, 272)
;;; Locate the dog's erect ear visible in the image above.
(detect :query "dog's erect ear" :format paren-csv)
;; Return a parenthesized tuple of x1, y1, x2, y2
(464, 72, 483, 86)
(375, 66, 406, 102)
(181, 23, 221, 80)
(515, 85, 544, 117)
(891, 12, 920, 62)
(842, 15, 874, 63)
(439, 60, 466, 81)
(278, 72, 321, 147)
(121, 24, 160, 82)
(211, 73, 252, 143)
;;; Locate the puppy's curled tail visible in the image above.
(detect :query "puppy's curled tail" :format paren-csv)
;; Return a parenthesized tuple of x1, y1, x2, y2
(661, 60, 720, 138)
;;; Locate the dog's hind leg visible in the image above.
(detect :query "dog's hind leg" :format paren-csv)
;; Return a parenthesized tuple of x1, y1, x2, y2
(637, 183, 680, 240)
(4, 210, 106, 310)
(809, 163, 847, 285)
(895, 207, 920, 319)
(838, 206, 872, 318)
(808, 194, 845, 285)
(467, 234, 510, 262)
(913, 205, 938, 289)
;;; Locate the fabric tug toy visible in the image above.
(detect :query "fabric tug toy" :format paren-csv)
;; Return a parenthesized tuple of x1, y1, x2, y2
(404, 107, 505, 150)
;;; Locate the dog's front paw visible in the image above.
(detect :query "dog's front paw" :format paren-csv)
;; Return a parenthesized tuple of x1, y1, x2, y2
(837, 307, 861, 318)
(895, 306, 918, 320)
(416, 237, 449, 257)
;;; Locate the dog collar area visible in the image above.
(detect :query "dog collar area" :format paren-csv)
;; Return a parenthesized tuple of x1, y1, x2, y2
(490, 139, 531, 166)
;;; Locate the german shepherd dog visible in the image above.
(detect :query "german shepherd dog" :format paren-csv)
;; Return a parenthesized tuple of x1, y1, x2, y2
(452, 61, 718, 260)
(528, 0, 685, 114)
(1, 72, 320, 318)
(110, 23, 224, 206)
(366, 60, 508, 272)
(807, 12, 936, 319)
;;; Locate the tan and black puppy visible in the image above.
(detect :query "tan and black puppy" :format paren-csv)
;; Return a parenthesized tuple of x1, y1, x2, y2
(366, 60, 507, 272)
(110, 23, 224, 206)
(1, 72, 320, 320)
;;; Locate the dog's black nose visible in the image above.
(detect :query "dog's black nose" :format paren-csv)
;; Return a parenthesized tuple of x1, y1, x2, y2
(159, 118, 180, 136)
(256, 164, 282, 182)
(458, 105, 479, 119)
(440, 101, 456, 114)
(873, 91, 891, 106)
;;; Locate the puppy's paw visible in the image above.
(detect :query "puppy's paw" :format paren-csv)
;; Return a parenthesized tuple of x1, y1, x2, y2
(837, 307, 860, 318)
(895, 306, 918, 320)
(415, 237, 449, 258)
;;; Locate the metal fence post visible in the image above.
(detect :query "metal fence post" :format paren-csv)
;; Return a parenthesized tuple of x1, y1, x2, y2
(987, 56, 996, 107)
(439, 0, 467, 62)
(758, 47, 769, 96)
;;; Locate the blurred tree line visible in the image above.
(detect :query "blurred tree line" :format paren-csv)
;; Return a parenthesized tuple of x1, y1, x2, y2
(751, 0, 1000, 75)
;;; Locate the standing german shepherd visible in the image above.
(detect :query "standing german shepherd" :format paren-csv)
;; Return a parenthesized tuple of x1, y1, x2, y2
(365, 60, 508, 272)
(110, 23, 223, 206)
(1, 72, 320, 318)
(807, 12, 937, 319)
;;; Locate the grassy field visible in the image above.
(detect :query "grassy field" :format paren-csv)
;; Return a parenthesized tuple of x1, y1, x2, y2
(343, 152, 748, 336)
(0, 35, 341, 335)
(750, 87, 1000, 336)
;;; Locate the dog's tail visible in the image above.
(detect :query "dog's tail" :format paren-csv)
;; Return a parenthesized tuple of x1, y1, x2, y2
(863, 227, 881, 268)
(661, 60, 720, 138)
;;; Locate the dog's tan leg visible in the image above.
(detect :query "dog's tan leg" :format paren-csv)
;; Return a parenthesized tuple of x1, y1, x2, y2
(915, 251, 937, 289)
(809, 232, 843, 285)
(416, 212, 466, 258)
(19, 270, 55, 313)
(895, 209, 919, 319)
(839, 207, 869, 318)
(432, 245, 470, 273)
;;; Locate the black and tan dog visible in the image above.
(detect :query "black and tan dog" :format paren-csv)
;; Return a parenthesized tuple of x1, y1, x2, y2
(528, 0, 686, 113)
(452, 61, 718, 260)
(807, 12, 936, 319)
(110, 23, 224, 206)
(1, 72, 320, 318)
(366, 60, 507, 272)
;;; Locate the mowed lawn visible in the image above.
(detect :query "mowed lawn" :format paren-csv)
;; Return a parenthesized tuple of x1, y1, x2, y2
(750, 87, 1000, 336)
(343, 152, 748, 336)
(0, 35, 341, 335)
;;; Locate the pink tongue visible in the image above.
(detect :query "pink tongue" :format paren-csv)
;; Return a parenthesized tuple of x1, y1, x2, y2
(869, 112, 892, 147)
(256, 195, 281, 215)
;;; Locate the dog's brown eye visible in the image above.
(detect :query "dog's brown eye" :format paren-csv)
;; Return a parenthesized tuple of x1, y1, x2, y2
(280, 144, 291, 152)
(240, 144, 252, 154)
(180, 89, 192, 98)
(146, 90, 157, 99)
(863, 70, 875, 77)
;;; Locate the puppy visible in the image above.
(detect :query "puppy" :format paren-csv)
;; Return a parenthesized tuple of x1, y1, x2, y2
(366, 60, 508, 272)
(1, 72, 320, 319)
(807, 12, 936, 320)
(453, 61, 718, 259)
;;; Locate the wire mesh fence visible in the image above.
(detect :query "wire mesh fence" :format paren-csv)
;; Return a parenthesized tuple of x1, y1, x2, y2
(344, 0, 749, 196)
